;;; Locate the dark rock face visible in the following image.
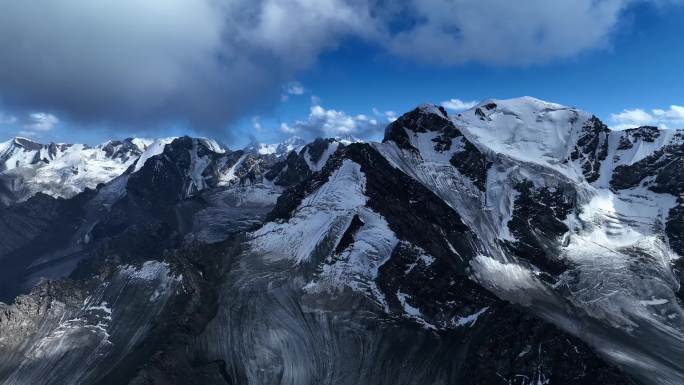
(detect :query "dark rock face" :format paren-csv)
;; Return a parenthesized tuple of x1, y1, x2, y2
(334, 214, 364, 254)
(127, 136, 223, 202)
(0, 191, 94, 301)
(265, 150, 312, 186)
(339, 144, 475, 260)
(667, 199, 684, 257)
(277, 142, 478, 267)
(0, 280, 85, 378)
(570, 116, 610, 182)
(303, 138, 336, 164)
(12, 137, 45, 152)
(383, 105, 452, 152)
(0, 174, 23, 206)
(378, 241, 494, 328)
(617, 126, 661, 151)
(450, 140, 491, 191)
(506, 180, 576, 274)
(219, 150, 277, 186)
(610, 140, 684, 193)
(378, 247, 636, 385)
(384, 106, 492, 191)
(459, 303, 638, 385)
(100, 138, 144, 162)
(610, 138, 684, 262)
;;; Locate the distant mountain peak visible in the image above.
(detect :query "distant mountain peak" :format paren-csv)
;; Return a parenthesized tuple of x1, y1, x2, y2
(244, 136, 307, 156)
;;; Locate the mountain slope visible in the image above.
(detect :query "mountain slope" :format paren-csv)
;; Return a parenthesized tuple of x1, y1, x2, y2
(0, 137, 148, 205)
(0, 98, 682, 385)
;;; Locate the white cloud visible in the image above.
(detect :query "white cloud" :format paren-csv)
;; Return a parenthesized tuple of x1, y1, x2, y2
(652, 105, 684, 120)
(280, 122, 297, 134)
(17, 130, 37, 137)
(385, 0, 630, 65)
(252, 116, 263, 132)
(610, 105, 684, 130)
(282, 103, 385, 139)
(0, 111, 58, 138)
(373, 108, 398, 122)
(0, 113, 17, 125)
(441, 98, 478, 111)
(310, 95, 322, 106)
(281, 81, 306, 101)
(285, 82, 305, 96)
(24, 112, 59, 131)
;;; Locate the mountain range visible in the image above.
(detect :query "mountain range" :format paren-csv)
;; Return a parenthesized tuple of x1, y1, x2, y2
(0, 97, 682, 385)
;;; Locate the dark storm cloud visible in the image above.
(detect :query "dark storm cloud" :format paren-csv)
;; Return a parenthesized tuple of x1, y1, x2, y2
(0, 0, 376, 136)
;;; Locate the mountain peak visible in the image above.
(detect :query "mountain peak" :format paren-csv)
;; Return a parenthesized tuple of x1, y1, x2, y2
(9, 136, 44, 151)
(416, 103, 450, 119)
(470, 97, 570, 115)
(382, 103, 456, 150)
(455, 97, 593, 172)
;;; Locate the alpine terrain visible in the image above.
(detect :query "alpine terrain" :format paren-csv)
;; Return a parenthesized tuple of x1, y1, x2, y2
(0, 97, 682, 385)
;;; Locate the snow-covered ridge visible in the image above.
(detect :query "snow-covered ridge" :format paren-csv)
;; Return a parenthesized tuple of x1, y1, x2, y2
(377, 96, 684, 384)
(454, 97, 593, 177)
(453, 97, 683, 171)
(1, 97, 683, 385)
(244, 136, 307, 156)
(0, 137, 152, 203)
(132, 137, 176, 172)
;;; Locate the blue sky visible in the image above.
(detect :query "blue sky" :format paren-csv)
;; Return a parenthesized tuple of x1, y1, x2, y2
(0, 1, 683, 148)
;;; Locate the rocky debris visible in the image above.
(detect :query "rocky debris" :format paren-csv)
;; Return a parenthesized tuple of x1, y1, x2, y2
(0, 191, 94, 302)
(0, 279, 84, 379)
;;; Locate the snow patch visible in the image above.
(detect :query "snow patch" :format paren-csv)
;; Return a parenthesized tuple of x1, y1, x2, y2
(456, 97, 591, 181)
(251, 159, 367, 264)
(304, 141, 339, 171)
(133, 137, 176, 172)
(453, 307, 489, 328)
(396, 290, 437, 330)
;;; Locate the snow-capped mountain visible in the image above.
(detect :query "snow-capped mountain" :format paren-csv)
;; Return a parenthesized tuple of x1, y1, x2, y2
(0, 97, 682, 385)
(243, 136, 308, 156)
(0, 137, 149, 205)
(0, 136, 230, 206)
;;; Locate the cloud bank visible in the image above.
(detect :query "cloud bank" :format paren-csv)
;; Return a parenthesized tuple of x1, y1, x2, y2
(0, 0, 375, 136)
(611, 105, 684, 130)
(0, 0, 673, 136)
(280, 103, 393, 140)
